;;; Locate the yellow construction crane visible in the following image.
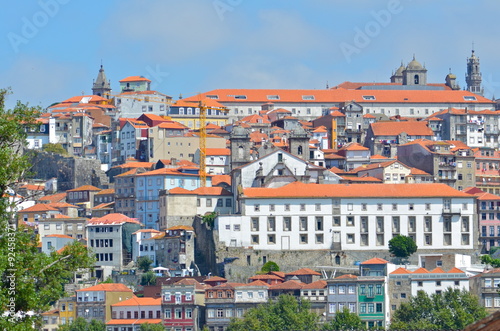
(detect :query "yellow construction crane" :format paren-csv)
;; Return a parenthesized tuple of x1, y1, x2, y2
(198, 100, 229, 187)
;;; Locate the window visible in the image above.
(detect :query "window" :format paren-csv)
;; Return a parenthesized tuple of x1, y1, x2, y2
(377, 203, 383, 211)
(217, 199, 223, 207)
(207, 309, 214, 318)
(300, 234, 308, 244)
(300, 217, 308, 231)
(251, 218, 259, 231)
(368, 303, 374, 313)
(338, 285, 345, 294)
(349, 303, 356, 313)
(316, 217, 323, 231)
(251, 235, 259, 244)
(186, 308, 192, 318)
(268, 234, 276, 244)
(347, 233, 355, 244)
(418, 281, 423, 287)
(283, 217, 291, 231)
(347, 216, 354, 226)
(376, 303, 383, 313)
(316, 234, 324, 244)
(226, 198, 232, 207)
(348, 285, 355, 294)
(424, 217, 432, 232)
(329, 303, 336, 314)
(486, 297, 493, 307)
(361, 203, 367, 211)
(206, 199, 212, 207)
(392, 203, 398, 211)
(175, 308, 182, 319)
(254, 204, 260, 212)
(333, 217, 340, 226)
(217, 309, 224, 318)
(360, 303, 366, 313)
(300, 203, 306, 211)
(347, 203, 353, 211)
(401, 293, 407, 299)
(392, 216, 400, 233)
(315, 203, 321, 211)
(285, 204, 290, 211)
(267, 217, 276, 231)
(329, 286, 336, 295)
(409, 203, 414, 210)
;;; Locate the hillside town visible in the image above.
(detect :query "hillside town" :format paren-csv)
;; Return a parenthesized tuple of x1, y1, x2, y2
(8, 51, 500, 330)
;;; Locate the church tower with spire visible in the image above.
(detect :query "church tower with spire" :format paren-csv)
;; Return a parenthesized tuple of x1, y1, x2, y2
(92, 65, 112, 98)
(466, 49, 483, 95)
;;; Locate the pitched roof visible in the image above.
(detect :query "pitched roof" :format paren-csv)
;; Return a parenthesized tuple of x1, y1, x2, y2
(361, 257, 389, 265)
(66, 185, 101, 192)
(95, 188, 115, 195)
(119, 75, 151, 82)
(269, 280, 304, 290)
(302, 280, 327, 289)
(38, 192, 67, 203)
(20, 203, 59, 213)
(447, 267, 465, 274)
(412, 267, 431, 274)
(88, 213, 141, 225)
(370, 121, 434, 136)
(286, 268, 321, 276)
(212, 174, 231, 186)
(245, 280, 271, 287)
(243, 182, 471, 199)
(76, 283, 133, 292)
(205, 148, 230, 156)
(111, 296, 161, 307)
(430, 267, 446, 273)
(390, 267, 412, 275)
(335, 274, 358, 279)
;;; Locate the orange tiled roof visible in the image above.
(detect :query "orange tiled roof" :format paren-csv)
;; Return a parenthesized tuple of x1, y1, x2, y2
(20, 203, 58, 212)
(212, 174, 231, 186)
(167, 225, 194, 231)
(192, 187, 232, 196)
(412, 267, 431, 274)
(370, 154, 389, 160)
(286, 268, 321, 276)
(302, 280, 327, 289)
(205, 276, 227, 282)
(46, 234, 73, 239)
(361, 257, 389, 265)
(249, 274, 283, 281)
(39, 192, 67, 203)
(205, 148, 230, 156)
(390, 267, 413, 275)
(112, 296, 161, 307)
(76, 283, 133, 292)
(430, 267, 446, 273)
(245, 280, 271, 287)
(243, 182, 471, 199)
(370, 121, 434, 136)
(269, 280, 304, 290)
(88, 213, 141, 225)
(95, 188, 115, 195)
(66, 185, 101, 192)
(21, 184, 45, 191)
(119, 76, 151, 82)
(447, 267, 465, 274)
(335, 274, 358, 279)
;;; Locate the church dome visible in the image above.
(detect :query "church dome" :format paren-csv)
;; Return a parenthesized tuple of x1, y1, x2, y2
(406, 56, 424, 70)
(394, 62, 405, 76)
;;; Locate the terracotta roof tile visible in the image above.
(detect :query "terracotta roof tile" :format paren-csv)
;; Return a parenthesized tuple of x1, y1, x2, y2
(361, 257, 389, 265)
(119, 75, 151, 82)
(20, 203, 59, 212)
(205, 148, 230, 156)
(244, 280, 271, 287)
(447, 267, 465, 274)
(412, 267, 431, 274)
(76, 283, 133, 292)
(302, 280, 327, 289)
(39, 192, 67, 203)
(390, 267, 413, 275)
(112, 296, 161, 307)
(67, 185, 101, 192)
(370, 121, 434, 136)
(45, 234, 74, 239)
(286, 268, 321, 276)
(335, 274, 358, 279)
(430, 267, 446, 273)
(243, 182, 472, 199)
(212, 174, 231, 186)
(269, 280, 304, 290)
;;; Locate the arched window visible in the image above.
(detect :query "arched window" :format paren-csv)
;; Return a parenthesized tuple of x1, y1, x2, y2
(298, 146, 303, 155)
(414, 75, 419, 84)
(238, 146, 244, 158)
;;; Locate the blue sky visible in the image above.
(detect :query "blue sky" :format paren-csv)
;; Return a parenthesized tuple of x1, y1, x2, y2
(2, 0, 500, 109)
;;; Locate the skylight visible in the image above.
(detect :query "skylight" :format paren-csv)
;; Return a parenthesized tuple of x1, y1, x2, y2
(463, 96, 477, 101)
(302, 95, 315, 100)
(362, 95, 376, 100)
(206, 95, 219, 99)
(267, 95, 280, 100)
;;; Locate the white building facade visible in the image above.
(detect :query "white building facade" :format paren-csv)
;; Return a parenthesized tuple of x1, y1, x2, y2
(217, 182, 476, 252)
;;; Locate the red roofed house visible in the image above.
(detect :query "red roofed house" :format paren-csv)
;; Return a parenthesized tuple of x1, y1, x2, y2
(76, 283, 134, 323)
(193, 148, 231, 175)
(106, 296, 162, 329)
(86, 213, 142, 279)
(41, 234, 76, 255)
(66, 185, 103, 217)
(336, 142, 371, 171)
(162, 278, 208, 330)
(364, 120, 434, 158)
(398, 139, 476, 190)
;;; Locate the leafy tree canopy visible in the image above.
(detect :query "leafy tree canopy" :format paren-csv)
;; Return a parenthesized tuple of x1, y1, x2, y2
(42, 143, 68, 156)
(322, 307, 364, 331)
(201, 211, 217, 228)
(141, 271, 158, 286)
(137, 256, 153, 273)
(140, 323, 166, 331)
(390, 288, 487, 330)
(261, 261, 280, 273)
(388, 235, 417, 259)
(480, 254, 500, 268)
(58, 317, 106, 331)
(227, 294, 319, 331)
(0, 89, 95, 330)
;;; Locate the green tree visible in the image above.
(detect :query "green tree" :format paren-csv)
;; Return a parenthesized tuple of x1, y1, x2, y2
(480, 254, 500, 268)
(261, 261, 280, 273)
(227, 294, 319, 331)
(201, 211, 217, 228)
(0, 89, 95, 330)
(42, 143, 68, 155)
(140, 323, 166, 331)
(101, 276, 114, 283)
(137, 256, 153, 273)
(390, 288, 487, 330)
(322, 307, 364, 331)
(58, 317, 106, 331)
(388, 235, 417, 260)
(141, 271, 158, 286)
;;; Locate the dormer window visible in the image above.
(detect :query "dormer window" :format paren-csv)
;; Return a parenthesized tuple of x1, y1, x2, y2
(463, 96, 477, 101)
(302, 95, 315, 100)
(362, 96, 375, 100)
(267, 95, 280, 100)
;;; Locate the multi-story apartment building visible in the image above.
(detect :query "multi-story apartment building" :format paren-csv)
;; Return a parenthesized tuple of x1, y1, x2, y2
(66, 185, 102, 217)
(87, 213, 142, 279)
(162, 278, 207, 331)
(353, 159, 433, 184)
(398, 140, 476, 190)
(474, 148, 500, 194)
(464, 187, 500, 253)
(131, 229, 161, 263)
(153, 225, 196, 274)
(168, 98, 231, 129)
(469, 268, 500, 314)
(217, 182, 477, 257)
(75, 283, 133, 323)
(135, 167, 211, 229)
(205, 282, 237, 331)
(364, 121, 434, 158)
(106, 296, 162, 330)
